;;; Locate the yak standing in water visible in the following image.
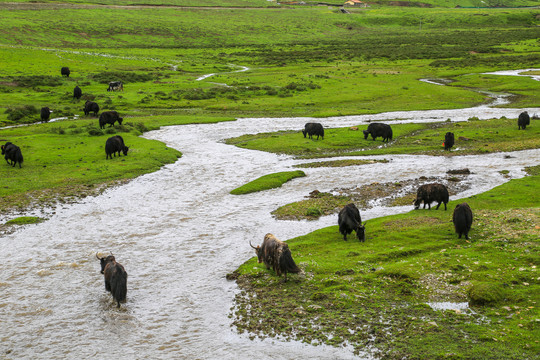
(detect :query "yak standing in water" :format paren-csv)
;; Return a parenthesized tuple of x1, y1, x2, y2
(338, 203, 366, 242)
(453, 203, 473, 240)
(96, 253, 128, 308)
(250, 233, 301, 282)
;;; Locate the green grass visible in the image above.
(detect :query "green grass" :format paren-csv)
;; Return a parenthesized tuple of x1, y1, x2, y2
(226, 117, 540, 158)
(4, 216, 44, 225)
(231, 173, 540, 359)
(230, 170, 306, 195)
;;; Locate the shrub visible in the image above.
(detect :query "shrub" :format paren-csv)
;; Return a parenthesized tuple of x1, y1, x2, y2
(5, 105, 39, 122)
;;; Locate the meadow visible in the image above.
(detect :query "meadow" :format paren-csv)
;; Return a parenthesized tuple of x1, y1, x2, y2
(0, 1, 539, 358)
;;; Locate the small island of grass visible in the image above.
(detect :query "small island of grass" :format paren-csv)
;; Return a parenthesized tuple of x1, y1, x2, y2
(230, 170, 306, 195)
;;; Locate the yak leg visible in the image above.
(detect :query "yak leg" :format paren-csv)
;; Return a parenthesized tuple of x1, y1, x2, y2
(435, 202, 441, 210)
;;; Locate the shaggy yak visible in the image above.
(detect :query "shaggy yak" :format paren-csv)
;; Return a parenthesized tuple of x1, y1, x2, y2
(96, 253, 128, 308)
(414, 183, 449, 210)
(518, 111, 530, 130)
(41, 107, 51, 122)
(363, 122, 393, 143)
(250, 233, 301, 282)
(105, 135, 129, 159)
(302, 122, 324, 140)
(453, 202, 473, 240)
(338, 203, 366, 242)
(1, 142, 23, 168)
(444, 132, 455, 151)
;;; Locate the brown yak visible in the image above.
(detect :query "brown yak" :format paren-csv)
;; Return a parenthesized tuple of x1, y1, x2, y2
(250, 233, 301, 282)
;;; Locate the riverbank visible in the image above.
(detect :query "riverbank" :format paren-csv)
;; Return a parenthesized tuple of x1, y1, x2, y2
(230, 168, 540, 359)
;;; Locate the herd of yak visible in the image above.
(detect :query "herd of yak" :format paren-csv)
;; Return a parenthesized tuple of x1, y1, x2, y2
(1, 67, 534, 307)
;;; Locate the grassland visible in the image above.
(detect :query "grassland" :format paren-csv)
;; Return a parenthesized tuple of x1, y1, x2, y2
(230, 170, 306, 195)
(0, 1, 539, 357)
(226, 117, 540, 158)
(231, 171, 540, 359)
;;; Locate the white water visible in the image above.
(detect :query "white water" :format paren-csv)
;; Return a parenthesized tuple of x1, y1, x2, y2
(1, 71, 539, 359)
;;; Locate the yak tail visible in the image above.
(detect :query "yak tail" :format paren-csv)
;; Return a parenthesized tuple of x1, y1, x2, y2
(112, 270, 127, 308)
(280, 246, 301, 274)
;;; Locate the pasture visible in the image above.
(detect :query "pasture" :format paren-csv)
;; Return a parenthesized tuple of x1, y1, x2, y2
(0, 1, 539, 359)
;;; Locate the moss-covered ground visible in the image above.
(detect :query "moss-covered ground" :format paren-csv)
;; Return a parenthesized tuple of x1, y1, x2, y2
(230, 170, 540, 359)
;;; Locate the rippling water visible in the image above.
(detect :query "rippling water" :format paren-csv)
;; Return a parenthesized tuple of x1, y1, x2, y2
(1, 78, 539, 359)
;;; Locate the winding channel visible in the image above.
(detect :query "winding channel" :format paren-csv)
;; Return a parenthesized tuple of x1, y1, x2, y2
(1, 71, 539, 359)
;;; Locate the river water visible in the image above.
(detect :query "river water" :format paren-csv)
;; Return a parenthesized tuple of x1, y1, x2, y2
(1, 73, 540, 359)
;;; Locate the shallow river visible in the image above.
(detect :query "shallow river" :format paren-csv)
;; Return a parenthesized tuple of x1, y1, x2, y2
(1, 72, 540, 359)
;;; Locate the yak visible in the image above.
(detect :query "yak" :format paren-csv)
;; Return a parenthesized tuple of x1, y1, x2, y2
(96, 253, 128, 308)
(107, 81, 124, 92)
(61, 67, 70, 77)
(453, 202, 473, 240)
(73, 85, 82, 100)
(363, 122, 393, 143)
(83, 101, 99, 116)
(250, 233, 301, 282)
(1, 142, 23, 168)
(444, 132, 455, 151)
(41, 107, 51, 122)
(99, 111, 123, 129)
(105, 135, 129, 159)
(302, 122, 324, 140)
(338, 203, 365, 242)
(414, 183, 449, 210)
(518, 111, 530, 130)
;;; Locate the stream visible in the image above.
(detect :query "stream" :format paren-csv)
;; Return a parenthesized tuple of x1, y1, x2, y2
(1, 71, 539, 359)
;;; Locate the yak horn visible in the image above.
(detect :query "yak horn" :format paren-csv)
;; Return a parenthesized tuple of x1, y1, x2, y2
(249, 241, 257, 249)
(96, 252, 101, 260)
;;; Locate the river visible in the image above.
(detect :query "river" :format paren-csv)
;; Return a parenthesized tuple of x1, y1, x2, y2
(1, 73, 539, 359)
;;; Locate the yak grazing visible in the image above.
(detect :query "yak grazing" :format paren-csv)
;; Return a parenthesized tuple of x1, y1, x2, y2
(338, 203, 365, 242)
(444, 132, 455, 151)
(73, 86, 82, 100)
(105, 135, 129, 159)
(414, 183, 449, 210)
(83, 101, 99, 116)
(518, 111, 530, 130)
(99, 111, 123, 129)
(453, 202, 473, 240)
(61, 67, 70, 77)
(363, 122, 393, 143)
(250, 233, 301, 282)
(1, 142, 23, 168)
(302, 122, 324, 140)
(96, 253, 128, 308)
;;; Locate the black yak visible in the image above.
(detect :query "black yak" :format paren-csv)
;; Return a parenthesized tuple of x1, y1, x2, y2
(105, 135, 129, 159)
(41, 107, 51, 122)
(1, 142, 23, 168)
(338, 203, 365, 242)
(444, 132, 454, 151)
(518, 111, 530, 130)
(453, 202, 473, 240)
(96, 253, 128, 308)
(61, 67, 70, 77)
(99, 111, 123, 129)
(363, 122, 393, 142)
(83, 101, 99, 116)
(107, 81, 124, 92)
(73, 85, 82, 100)
(414, 183, 449, 210)
(250, 233, 301, 282)
(302, 122, 324, 140)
